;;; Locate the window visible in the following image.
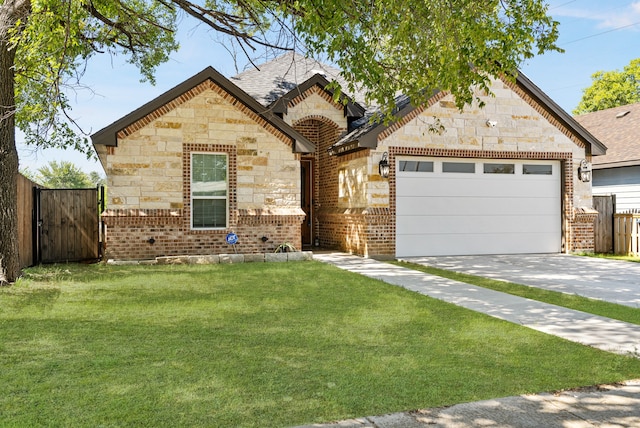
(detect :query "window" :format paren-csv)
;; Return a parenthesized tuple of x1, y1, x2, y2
(443, 162, 475, 173)
(191, 153, 228, 229)
(399, 160, 434, 172)
(483, 163, 515, 174)
(523, 164, 553, 175)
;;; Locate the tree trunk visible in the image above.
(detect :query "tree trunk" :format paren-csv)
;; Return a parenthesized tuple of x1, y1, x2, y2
(0, 0, 29, 284)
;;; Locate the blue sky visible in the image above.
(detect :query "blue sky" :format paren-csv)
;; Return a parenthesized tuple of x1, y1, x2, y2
(17, 0, 640, 175)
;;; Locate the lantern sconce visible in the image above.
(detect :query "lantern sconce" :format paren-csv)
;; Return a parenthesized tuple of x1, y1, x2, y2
(578, 159, 592, 182)
(378, 152, 390, 178)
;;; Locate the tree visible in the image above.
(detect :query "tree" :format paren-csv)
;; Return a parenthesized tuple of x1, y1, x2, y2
(574, 58, 640, 115)
(33, 161, 94, 188)
(0, 0, 560, 283)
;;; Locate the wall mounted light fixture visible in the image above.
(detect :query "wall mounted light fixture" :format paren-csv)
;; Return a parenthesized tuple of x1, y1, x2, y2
(578, 159, 592, 182)
(378, 152, 390, 178)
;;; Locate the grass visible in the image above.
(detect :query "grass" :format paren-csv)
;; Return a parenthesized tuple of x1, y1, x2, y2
(583, 253, 640, 263)
(1, 261, 640, 427)
(393, 260, 640, 326)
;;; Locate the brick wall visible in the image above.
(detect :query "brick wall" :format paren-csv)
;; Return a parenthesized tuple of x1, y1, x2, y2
(102, 209, 303, 260)
(571, 210, 598, 253)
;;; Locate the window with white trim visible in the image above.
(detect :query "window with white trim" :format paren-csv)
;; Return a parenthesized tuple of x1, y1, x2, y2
(191, 153, 228, 229)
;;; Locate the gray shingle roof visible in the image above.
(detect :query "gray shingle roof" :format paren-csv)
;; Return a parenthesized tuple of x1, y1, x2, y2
(575, 102, 640, 168)
(230, 52, 368, 107)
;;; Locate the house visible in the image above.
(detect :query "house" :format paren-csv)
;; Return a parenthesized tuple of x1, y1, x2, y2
(91, 53, 606, 260)
(575, 102, 640, 212)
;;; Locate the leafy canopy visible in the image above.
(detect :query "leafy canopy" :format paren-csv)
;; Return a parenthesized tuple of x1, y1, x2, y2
(11, 0, 178, 155)
(10, 0, 561, 153)
(574, 58, 640, 115)
(20, 161, 104, 188)
(290, 0, 561, 117)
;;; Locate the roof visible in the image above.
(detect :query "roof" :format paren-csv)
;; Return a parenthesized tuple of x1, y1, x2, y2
(91, 66, 315, 153)
(268, 73, 366, 120)
(330, 71, 607, 156)
(230, 52, 369, 108)
(574, 102, 640, 169)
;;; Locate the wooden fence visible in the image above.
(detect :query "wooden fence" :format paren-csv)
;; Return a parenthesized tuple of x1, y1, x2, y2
(17, 173, 103, 267)
(36, 188, 100, 263)
(613, 211, 640, 256)
(17, 174, 43, 269)
(593, 195, 615, 253)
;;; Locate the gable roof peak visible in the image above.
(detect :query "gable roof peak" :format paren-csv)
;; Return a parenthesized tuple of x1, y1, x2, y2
(91, 65, 315, 153)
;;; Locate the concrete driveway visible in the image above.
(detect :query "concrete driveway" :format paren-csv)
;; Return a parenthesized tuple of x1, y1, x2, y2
(401, 254, 640, 308)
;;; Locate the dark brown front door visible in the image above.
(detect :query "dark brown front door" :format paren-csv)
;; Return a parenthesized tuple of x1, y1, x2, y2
(301, 159, 313, 247)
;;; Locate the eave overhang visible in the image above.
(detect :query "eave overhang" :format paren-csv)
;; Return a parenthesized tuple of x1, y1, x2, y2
(514, 72, 607, 156)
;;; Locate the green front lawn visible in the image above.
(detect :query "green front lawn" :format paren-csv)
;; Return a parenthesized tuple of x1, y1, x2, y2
(1, 262, 640, 427)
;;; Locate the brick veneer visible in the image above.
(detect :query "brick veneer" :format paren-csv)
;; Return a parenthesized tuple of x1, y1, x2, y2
(102, 209, 303, 259)
(571, 210, 598, 253)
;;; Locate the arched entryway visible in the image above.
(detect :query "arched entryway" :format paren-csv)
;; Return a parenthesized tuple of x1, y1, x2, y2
(293, 117, 343, 249)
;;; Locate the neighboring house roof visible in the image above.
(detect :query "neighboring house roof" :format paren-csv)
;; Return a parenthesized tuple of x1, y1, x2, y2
(91, 66, 316, 153)
(574, 102, 640, 169)
(330, 71, 607, 157)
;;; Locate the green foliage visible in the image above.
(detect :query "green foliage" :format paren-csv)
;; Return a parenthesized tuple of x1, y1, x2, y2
(288, 0, 561, 117)
(574, 58, 640, 115)
(7, 0, 561, 149)
(32, 160, 99, 188)
(10, 0, 179, 155)
(2, 262, 640, 426)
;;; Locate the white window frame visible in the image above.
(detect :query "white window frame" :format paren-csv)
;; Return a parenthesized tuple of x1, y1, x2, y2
(190, 152, 229, 230)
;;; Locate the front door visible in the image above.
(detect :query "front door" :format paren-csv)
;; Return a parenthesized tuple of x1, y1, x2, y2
(301, 159, 313, 247)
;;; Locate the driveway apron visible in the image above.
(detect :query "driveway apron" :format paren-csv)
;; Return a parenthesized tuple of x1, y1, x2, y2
(313, 253, 640, 356)
(402, 254, 640, 308)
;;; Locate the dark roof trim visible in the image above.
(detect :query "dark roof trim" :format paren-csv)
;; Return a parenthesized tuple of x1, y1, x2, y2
(514, 71, 607, 156)
(91, 66, 316, 154)
(269, 73, 366, 119)
(593, 160, 640, 169)
(328, 91, 440, 155)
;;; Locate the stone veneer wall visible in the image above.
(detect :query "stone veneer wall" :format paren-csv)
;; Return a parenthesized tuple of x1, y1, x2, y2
(101, 79, 305, 260)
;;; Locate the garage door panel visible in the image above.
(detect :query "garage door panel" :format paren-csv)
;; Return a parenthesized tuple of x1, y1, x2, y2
(397, 196, 560, 217)
(397, 214, 560, 235)
(397, 177, 558, 199)
(396, 158, 561, 257)
(396, 232, 561, 257)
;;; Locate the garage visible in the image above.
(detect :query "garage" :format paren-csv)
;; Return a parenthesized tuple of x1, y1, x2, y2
(396, 157, 562, 257)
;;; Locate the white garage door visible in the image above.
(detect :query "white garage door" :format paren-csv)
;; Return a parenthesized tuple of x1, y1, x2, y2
(396, 157, 562, 257)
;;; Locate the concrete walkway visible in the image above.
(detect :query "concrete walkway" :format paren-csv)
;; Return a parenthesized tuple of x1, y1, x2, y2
(295, 380, 640, 428)
(293, 252, 640, 428)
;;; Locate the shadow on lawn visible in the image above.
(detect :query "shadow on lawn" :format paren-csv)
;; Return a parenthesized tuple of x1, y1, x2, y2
(5, 286, 62, 312)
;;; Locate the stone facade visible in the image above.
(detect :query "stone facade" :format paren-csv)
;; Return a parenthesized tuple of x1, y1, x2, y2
(95, 65, 599, 261)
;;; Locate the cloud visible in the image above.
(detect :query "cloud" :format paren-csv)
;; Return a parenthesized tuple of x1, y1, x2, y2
(553, 1, 640, 31)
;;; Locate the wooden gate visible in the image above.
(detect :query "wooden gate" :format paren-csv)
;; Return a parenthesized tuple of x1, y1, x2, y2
(35, 188, 102, 264)
(593, 194, 615, 253)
